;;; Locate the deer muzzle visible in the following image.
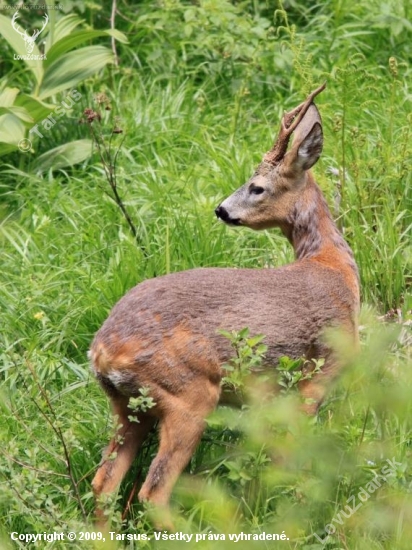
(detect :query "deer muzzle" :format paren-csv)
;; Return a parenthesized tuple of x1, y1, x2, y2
(215, 205, 241, 226)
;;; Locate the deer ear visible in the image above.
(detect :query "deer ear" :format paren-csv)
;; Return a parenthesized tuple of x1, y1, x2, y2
(296, 122, 323, 170)
(285, 104, 323, 172)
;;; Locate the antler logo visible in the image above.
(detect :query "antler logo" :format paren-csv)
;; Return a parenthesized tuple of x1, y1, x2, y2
(11, 11, 48, 54)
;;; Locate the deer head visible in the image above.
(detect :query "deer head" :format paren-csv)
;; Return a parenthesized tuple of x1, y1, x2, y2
(11, 11, 48, 54)
(215, 83, 326, 231)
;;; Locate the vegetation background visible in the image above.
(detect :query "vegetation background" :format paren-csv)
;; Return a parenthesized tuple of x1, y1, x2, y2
(0, 0, 411, 548)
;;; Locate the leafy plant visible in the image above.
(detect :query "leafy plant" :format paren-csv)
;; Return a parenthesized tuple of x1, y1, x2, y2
(220, 327, 268, 397)
(277, 355, 325, 393)
(0, 9, 127, 164)
(128, 388, 156, 422)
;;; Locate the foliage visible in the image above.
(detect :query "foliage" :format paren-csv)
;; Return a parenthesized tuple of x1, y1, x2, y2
(128, 389, 156, 420)
(276, 355, 324, 394)
(0, 9, 127, 158)
(219, 327, 324, 398)
(220, 327, 268, 396)
(0, 0, 411, 548)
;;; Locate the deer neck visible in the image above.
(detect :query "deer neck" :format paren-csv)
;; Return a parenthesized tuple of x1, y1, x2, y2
(282, 174, 359, 298)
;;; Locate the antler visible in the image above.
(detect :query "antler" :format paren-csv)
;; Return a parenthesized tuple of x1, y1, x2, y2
(31, 14, 48, 40)
(11, 12, 28, 38)
(264, 82, 326, 166)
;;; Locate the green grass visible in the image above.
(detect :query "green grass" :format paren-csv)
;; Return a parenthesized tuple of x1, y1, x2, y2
(0, 0, 411, 548)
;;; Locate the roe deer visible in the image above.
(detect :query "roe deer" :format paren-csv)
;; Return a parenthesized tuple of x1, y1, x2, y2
(90, 83, 359, 524)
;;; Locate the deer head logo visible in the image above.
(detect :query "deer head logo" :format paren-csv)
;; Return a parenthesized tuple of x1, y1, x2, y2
(11, 11, 48, 54)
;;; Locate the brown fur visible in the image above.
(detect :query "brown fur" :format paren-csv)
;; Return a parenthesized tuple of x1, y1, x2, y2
(90, 96, 359, 525)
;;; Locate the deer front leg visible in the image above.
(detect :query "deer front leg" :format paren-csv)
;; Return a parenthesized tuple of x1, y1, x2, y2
(299, 352, 341, 414)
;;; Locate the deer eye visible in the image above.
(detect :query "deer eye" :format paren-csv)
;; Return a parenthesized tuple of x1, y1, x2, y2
(250, 186, 265, 195)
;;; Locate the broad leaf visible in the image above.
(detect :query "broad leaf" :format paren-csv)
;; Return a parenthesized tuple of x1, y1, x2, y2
(38, 46, 114, 100)
(45, 29, 128, 68)
(0, 87, 20, 107)
(0, 113, 26, 154)
(0, 143, 19, 155)
(14, 94, 54, 123)
(47, 13, 84, 45)
(0, 14, 44, 85)
(32, 139, 93, 172)
(0, 106, 34, 124)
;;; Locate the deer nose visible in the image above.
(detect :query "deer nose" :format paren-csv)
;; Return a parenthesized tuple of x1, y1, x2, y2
(215, 205, 229, 221)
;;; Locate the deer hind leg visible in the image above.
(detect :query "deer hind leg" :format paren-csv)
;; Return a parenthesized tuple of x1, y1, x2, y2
(92, 395, 155, 524)
(138, 379, 221, 516)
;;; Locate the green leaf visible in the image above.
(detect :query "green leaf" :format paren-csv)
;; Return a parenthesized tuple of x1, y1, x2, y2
(0, 143, 18, 155)
(47, 14, 84, 45)
(0, 14, 44, 85)
(0, 106, 33, 124)
(0, 113, 26, 154)
(0, 87, 20, 108)
(239, 327, 250, 339)
(218, 329, 233, 339)
(32, 139, 93, 172)
(246, 334, 265, 347)
(38, 46, 114, 100)
(0, 88, 52, 125)
(44, 29, 128, 68)
(14, 94, 54, 123)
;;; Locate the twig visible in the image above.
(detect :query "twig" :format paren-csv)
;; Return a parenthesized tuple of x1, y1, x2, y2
(22, 358, 87, 520)
(122, 475, 140, 521)
(110, 0, 119, 67)
(8, 395, 65, 464)
(89, 123, 137, 239)
(82, 103, 148, 258)
(121, 432, 156, 521)
(1, 449, 70, 479)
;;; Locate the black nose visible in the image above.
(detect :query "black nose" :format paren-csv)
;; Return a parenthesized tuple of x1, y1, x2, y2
(215, 205, 229, 221)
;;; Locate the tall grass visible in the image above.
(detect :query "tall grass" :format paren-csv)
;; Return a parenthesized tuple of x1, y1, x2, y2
(0, 0, 411, 548)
